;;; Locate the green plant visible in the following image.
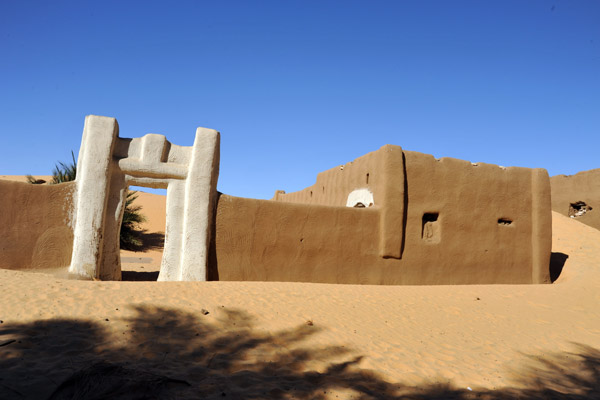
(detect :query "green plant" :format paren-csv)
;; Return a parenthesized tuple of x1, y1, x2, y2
(28, 151, 147, 250)
(51, 150, 77, 184)
(27, 151, 77, 185)
(120, 191, 147, 251)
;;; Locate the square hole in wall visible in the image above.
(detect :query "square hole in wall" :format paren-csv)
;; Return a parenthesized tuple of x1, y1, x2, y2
(422, 212, 440, 243)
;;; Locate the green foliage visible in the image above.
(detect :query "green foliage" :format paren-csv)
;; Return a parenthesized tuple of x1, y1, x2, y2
(27, 151, 77, 185)
(120, 191, 147, 251)
(28, 150, 148, 250)
(50, 151, 77, 184)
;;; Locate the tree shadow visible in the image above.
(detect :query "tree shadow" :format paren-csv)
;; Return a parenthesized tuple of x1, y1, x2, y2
(0, 306, 598, 399)
(120, 231, 165, 252)
(507, 343, 600, 399)
(550, 252, 569, 283)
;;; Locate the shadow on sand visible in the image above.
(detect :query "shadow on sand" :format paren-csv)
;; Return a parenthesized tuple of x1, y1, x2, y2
(0, 306, 598, 399)
(121, 231, 165, 253)
(550, 252, 569, 283)
(121, 270, 160, 281)
(120, 230, 164, 281)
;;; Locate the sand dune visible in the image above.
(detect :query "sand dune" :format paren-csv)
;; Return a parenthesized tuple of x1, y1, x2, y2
(0, 185, 599, 399)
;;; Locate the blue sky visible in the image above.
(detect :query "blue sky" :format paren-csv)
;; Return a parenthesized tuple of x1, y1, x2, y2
(1, 1, 598, 199)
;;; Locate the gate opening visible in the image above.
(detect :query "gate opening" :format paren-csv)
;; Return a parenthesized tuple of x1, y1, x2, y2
(121, 186, 167, 281)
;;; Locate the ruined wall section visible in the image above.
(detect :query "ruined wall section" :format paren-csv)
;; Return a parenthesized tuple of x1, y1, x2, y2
(550, 169, 600, 231)
(0, 180, 74, 271)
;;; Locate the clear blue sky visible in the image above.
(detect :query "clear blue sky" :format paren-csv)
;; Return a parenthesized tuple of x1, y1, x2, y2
(1, 1, 598, 199)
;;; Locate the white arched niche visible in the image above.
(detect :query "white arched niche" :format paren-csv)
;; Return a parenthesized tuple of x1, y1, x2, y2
(346, 188, 374, 208)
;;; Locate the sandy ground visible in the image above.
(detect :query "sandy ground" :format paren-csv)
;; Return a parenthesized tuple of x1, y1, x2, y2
(0, 183, 598, 399)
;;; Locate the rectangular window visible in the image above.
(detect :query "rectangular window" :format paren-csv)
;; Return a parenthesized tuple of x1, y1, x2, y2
(422, 212, 440, 243)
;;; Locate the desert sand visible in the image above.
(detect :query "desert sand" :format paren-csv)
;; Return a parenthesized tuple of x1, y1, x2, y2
(0, 180, 599, 399)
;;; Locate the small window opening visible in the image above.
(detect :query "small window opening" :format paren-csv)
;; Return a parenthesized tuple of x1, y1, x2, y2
(498, 218, 512, 226)
(366, 173, 370, 184)
(310, 190, 313, 197)
(422, 212, 440, 242)
(569, 201, 592, 218)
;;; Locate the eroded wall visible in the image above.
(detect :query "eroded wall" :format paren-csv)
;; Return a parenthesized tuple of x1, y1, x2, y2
(0, 180, 74, 270)
(213, 146, 551, 285)
(550, 169, 600, 231)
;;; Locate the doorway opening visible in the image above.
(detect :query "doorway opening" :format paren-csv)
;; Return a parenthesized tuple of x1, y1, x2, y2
(120, 186, 167, 281)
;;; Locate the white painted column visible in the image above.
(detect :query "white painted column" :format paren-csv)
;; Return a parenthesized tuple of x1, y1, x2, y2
(179, 127, 220, 281)
(157, 128, 219, 281)
(98, 172, 127, 280)
(69, 115, 119, 279)
(157, 180, 186, 281)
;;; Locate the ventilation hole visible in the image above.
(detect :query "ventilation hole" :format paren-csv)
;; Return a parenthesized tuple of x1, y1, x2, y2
(569, 201, 592, 218)
(354, 202, 366, 208)
(366, 173, 369, 184)
(422, 213, 440, 242)
(322, 186, 325, 193)
(498, 218, 512, 226)
(300, 238, 304, 243)
(310, 191, 312, 197)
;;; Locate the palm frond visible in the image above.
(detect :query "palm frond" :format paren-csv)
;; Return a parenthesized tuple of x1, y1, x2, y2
(51, 151, 77, 184)
(120, 190, 147, 251)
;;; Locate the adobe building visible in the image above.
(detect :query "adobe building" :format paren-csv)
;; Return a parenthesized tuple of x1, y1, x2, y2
(550, 169, 600, 231)
(0, 115, 552, 284)
(212, 146, 552, 285)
